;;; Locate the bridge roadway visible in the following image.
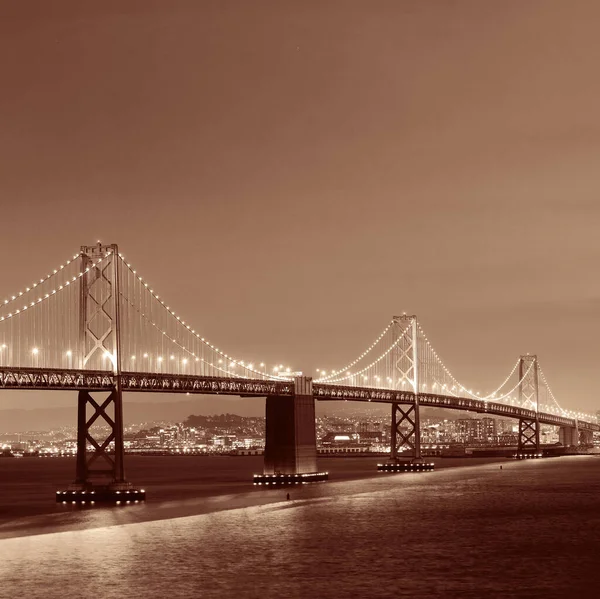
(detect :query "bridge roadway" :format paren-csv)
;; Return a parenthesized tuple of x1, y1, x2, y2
(0, 366, 597, 432)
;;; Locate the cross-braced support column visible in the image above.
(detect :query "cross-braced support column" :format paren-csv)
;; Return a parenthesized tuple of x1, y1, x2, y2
(379, 315, 433, 472)
(517, 418, 540, 454)
(75, 388, 125, 486)
(390, 402, 421, 460)
(580, 429, 593, 446)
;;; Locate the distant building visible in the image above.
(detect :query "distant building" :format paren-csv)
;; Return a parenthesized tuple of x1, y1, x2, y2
(456, 418, 497, 444)
(358, 421, 382, 433)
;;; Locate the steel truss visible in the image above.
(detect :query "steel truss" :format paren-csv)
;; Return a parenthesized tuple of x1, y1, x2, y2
(120, 372, 294, 396)
(0, 367, 114, 390)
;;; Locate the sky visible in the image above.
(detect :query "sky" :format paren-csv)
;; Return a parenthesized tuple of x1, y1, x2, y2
(1, 0, 600, 417)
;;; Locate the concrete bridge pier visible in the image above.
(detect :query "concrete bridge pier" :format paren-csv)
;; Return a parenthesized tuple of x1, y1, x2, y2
(255, 377, 327, 485)
(559, 425, 580, 447)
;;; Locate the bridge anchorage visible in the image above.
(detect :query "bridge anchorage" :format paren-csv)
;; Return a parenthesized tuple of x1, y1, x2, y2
(378, 316, 434, 473)
(56, 244, 145, 503)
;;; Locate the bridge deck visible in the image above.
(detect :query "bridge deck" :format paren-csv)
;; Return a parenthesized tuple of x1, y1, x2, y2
(0, 367, 596, 432)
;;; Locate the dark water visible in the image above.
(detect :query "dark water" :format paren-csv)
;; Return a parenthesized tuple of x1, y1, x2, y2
(1, 455, 599, 598)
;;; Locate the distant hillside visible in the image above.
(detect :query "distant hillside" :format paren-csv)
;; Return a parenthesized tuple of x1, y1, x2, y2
(0, 396, 266, 433)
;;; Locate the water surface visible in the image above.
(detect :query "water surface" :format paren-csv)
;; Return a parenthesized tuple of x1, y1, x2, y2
(1, 456, 598, 598)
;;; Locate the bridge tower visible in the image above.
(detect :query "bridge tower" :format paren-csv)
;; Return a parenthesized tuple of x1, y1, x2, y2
(515, 355, 542, 459)
(256, 376, 327, 485)
(379, 315, 433, 472)
(57, 243, 144, 503)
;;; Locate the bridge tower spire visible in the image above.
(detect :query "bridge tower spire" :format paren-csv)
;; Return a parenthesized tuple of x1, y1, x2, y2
(516, 354, 541, 459)
(380, 315, 433, 472)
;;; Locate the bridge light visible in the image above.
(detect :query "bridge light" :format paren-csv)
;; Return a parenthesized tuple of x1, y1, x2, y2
(66, 350, 72, 357)
(182, 359, 188, 365)
(32, 347, 39, 355)
(130, 355, 135, 360)
(157, 356, 163, 363)
(170, 355, 175, 360)
(143, 353, 148, 358)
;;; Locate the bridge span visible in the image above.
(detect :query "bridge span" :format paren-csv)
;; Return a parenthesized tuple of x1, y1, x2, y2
(0, 243, 597, 500)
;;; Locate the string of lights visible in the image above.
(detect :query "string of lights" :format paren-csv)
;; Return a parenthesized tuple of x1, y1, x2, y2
(417, 322, 524, 401)
(117, 255, 287, 381)
(0, 252, 112, 324)
(322, 320, 413, 384)
(316, 320, 394, 381)
(0, 251, 82, 310)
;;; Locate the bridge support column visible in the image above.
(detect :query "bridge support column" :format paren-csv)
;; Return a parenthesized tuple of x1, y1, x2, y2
(57, 385, 145, 503)
(515, 418, 541, 459)
(378, 401, 433, 472)
(255, 377, 327, 485)
(559, 426, 579, 447)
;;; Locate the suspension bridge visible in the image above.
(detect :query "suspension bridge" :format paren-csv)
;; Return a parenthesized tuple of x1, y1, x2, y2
(0, 243, 597, 500)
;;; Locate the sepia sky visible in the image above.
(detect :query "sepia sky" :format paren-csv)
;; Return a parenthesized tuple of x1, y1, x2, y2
(1, 0, 600, 415)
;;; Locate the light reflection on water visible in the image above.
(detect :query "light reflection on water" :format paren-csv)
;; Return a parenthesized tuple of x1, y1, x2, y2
(1, 457, 600, 598)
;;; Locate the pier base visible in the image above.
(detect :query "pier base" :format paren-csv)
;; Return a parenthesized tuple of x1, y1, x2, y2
(513, 452, 543, 460)
(378, 460, 435, 472)
(253, 472, 328, 486)
(56, 483, 146, 504)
